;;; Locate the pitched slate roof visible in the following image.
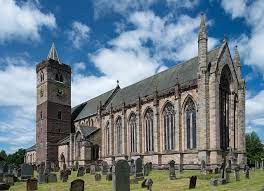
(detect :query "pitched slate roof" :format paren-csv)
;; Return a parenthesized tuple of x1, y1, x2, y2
(57, 136, 70, 145)
(79, 127, 99, 138)
(74, 87, 119, 121)
(106, 47, 221, 110)
(26, 144, 36, 152)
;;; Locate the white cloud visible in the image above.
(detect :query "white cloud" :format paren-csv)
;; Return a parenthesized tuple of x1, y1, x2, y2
(0, 0, 56, 43)
(67, 21, 90, 49)
(221, 0, 247, 19)
(222, 0, 264, 74)
(73, 62, 86, 73)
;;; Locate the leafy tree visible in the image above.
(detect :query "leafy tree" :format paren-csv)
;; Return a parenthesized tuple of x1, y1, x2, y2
(246, 131, 264, 165)
(6, 149, 26, 166)
(0, 150, 7, 161)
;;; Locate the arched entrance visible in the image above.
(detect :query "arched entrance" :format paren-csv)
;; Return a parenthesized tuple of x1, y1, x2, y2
(219, 65, 232, 150)
(91, 144, 99, 161)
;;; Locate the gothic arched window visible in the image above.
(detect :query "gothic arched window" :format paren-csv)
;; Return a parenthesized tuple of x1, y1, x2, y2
(105, 122, 110, 155)
(75, 132, 82, 158)
(129, 113, 137, 153)
(163, 102, 175, 150)
(185, 98, 196, 149)
(55, 73, 60, 81)
(116, 117, 122, 154)
(144, 108, 154, 152)
(219, 65, 232, 150)
(59, 74, 63, 82)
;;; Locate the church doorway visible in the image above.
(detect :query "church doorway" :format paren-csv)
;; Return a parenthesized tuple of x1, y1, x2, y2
(91, 144, 99, 161)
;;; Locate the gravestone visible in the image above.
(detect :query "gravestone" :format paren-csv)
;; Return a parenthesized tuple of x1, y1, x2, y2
(214, 167, 219, 174)
(200, 160, 206, 173)
(3, 175, 14, 186)
(245, 165, 250, 179)
(129, 160, 135, 176)
(0, 183, 10, 190)
(210, 178, 218, 186)
(77, 167, 85, 177)
(67, 169, 72, 176)
(85, 166, 90, 174)
(234, 167, 240, 181)
(144, 163, 150, 176)
(189, 176, 197, 189)
(95, 173, 101, 181)
(112, 159, 130, 191)
(60, 164, 69, 182)
(47, 173, 57, 183)
(37, 162, 46, 184)
(101, 161, 108, 175)
(226, 160, 232, 173)
(44, 161, 51, 174)
(106, 172, 112, 181)
(135, 158, 143, 180)
(70, 179, 84, 191)
(21, 164, 34, 180)
(141, 178, 153, 191)
(168, 160, 176, 180)
(90, 165, 96, 175)
(225, 170, 230, 183)
(27, 178, 38, 191)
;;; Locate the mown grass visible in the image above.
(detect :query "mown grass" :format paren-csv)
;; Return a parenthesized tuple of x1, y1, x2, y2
(9, 169, 264, 191)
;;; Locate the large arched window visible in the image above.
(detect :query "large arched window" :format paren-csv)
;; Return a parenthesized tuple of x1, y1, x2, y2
(163, 102, 175, 150)
(116, 117, 122, 154)
(144, 108, 154, 152)
(75, 132, 82, 158)
(105, 122, 110, 155)
(185, 98, 196, 149)
(129, 113, 137, 153)
(219, 65, 232, 150)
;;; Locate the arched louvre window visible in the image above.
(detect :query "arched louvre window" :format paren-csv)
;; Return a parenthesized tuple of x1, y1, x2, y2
(185, 98, 196, 149)
(163, 103, 175, 150)
(105, 122, 110, 155)
(116, 117, 122, 154)
(129, 113, 137, 153)
(145, 108, 154, 152)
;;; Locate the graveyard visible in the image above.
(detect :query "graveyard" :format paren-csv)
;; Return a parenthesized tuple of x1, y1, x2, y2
(1, 163, 264, 191)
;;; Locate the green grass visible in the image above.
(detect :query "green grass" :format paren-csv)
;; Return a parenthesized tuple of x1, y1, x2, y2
(9, 169, 264, 191)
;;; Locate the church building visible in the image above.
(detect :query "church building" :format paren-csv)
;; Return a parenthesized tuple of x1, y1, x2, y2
(25, 15, 246, 169)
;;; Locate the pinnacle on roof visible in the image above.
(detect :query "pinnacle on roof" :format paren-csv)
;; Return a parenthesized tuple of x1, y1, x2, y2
(47, 42, 61, 64)
(198, 13, 207, 40)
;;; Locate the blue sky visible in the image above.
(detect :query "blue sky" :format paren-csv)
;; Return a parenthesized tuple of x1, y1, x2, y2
(0, 0, 263, 153)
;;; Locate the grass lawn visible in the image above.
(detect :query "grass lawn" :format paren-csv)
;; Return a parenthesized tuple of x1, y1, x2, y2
(9, 169, 264, 191)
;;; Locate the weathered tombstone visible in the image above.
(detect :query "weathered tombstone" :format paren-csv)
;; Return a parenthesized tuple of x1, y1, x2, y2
(225, 170, 230, 183)
(214, 167, 219, 174)
(27, 178, 38, 191)
(0, 183, 10, 190)
(21, 164, 34, 180)
(60, 164, 69, 183)
(234, 167, 240, 181)
(90, 165, 96, 175)
(245, 165, 250, 179)
(226, 160, 232, 173)
(200, 160, 206, 173)
(210, 178, 218, 186)
(189, 176, 197, 189)
(47, 173, 57, 183)
(37, 162, 46, 184)
(67, 169, 72, 176)
(112, 159, 130, 191)
(95, 173, 101, 181)
(101, 161, 108, 175)
(129, 160, 135, 176)
(143, 163, 150, 176)
(85, 166, 90, 174)
(168, 160, 176, 180)
(70, 179, 84, 191)
(3, 175, 14, 186)
(106, 172, 112, 181)
(44, 161, 51, 174)
(135, 158, 144, 180)
(77, 167, 85, 177)
(141, 178, 153, 191)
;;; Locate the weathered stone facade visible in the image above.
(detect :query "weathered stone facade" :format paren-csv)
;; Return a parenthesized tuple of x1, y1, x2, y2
(26, 15, 246, 168)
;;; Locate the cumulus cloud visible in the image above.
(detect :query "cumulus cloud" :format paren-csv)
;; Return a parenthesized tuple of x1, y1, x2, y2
(0, 0, 56, 43)
(67, 21, 90, 49)
(221, 0, 247, 19)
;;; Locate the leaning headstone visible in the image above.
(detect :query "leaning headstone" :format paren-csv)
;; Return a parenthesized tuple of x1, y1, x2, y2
(101, 161, 108, 175)
(70, 179, 84, 191)
(27, 178, 38, 191)
(0, 183, 10, 190)
(112, 159, 130, 191)
(168, 160, 176, 180)
(77, 167, 85, 177)
(144, 163, 150, 176)
(135, 158, 144, 180)
(234, 167, 240, 181)
(47, 173, 57, 183)
(21, 164, 34, 180)
(95, 173, 101, 181)
(189, 176, 197, 189)
(210, 178, 218, 186)
(141, 178, 153, 191)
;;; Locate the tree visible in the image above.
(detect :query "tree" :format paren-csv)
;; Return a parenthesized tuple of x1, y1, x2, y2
(0, 150, 7, 161)
(6, 149, 26, 166)
(246, 131, 264, 165)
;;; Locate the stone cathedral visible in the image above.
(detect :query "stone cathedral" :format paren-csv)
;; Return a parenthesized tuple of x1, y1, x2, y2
(25, 15, 246, 169)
